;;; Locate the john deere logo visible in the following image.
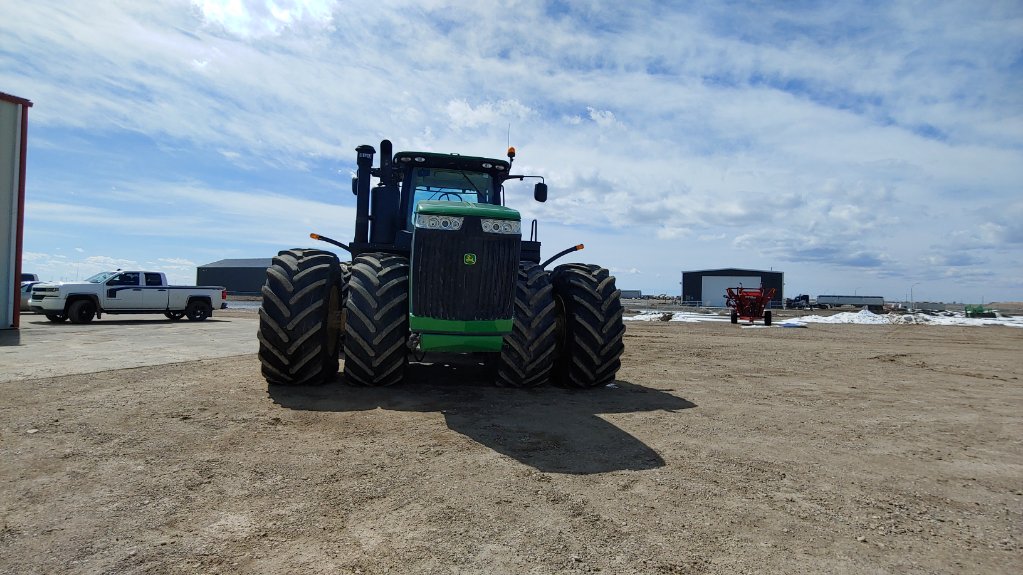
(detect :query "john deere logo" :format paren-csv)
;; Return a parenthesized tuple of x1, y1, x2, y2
(463, 253, 477, 265)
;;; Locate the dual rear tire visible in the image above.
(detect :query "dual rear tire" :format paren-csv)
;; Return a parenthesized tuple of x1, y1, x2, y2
(549, 263, 625, 388)
(497, 262, 625, 388)
(258, 249, 346, 386)
(496, 263, 558, 387)
(342, 254, 409, 387)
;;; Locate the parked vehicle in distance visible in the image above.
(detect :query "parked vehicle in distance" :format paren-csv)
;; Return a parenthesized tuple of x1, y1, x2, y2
(816, 295, 885, 312)
(29, 270, 226, 324)
(20, 281, 40, 311)
(21, 272, 39, 282)
(785, 294, 812, 309)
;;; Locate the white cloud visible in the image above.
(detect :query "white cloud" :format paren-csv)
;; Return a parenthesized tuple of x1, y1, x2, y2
(194, 0, 337, 39)
(445, 99, 534, 130)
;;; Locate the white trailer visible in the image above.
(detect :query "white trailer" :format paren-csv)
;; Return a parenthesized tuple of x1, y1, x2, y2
(817, 295, 885, 311)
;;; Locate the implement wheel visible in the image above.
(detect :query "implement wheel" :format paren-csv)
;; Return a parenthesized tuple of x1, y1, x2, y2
(258, 249, 344, 386)
(496, 262, 557, 387)
(343, 253, 409, 387)
(550, 263, 625, 388)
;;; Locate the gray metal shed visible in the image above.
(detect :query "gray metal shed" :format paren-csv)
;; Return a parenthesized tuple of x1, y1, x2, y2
(681, 268, 784, 308)
(197, 258, 272, 295)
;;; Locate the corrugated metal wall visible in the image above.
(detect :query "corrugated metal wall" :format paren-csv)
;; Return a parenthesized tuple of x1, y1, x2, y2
(196, 266, 269, 295)
(1, 95, 28, 329)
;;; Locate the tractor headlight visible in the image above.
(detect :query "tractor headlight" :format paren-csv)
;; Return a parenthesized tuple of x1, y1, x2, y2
(415, 213, 464, 231)
(481, 218, 521, 234)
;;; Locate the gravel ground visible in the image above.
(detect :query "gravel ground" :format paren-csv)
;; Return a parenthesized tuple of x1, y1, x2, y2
(1, 313, 1021, 574)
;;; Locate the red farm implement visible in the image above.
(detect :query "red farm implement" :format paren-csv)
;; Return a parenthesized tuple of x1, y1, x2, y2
(725, 285, 777, 325)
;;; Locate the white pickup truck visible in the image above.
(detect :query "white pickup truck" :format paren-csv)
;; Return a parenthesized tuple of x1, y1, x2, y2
(29, 270, 227, 324)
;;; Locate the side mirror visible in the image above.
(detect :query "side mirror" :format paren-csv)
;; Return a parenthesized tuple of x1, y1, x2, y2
(533, 182, 548, 203)
(351, 176, 358, 196)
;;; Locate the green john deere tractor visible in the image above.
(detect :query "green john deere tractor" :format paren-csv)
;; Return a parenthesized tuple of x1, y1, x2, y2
(257, 139, 624, 388)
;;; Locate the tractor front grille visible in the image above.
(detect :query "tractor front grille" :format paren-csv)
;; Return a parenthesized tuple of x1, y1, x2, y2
(411, 217, 519, 321)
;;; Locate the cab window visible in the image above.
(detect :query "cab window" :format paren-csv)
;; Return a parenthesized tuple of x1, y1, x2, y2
(145, 273, 163, 286)
(107, 272, 139, 286)
(406, 168, 493, 227)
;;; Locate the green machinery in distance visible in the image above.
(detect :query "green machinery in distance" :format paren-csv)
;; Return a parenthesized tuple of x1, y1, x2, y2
(257, 140, 624, 388)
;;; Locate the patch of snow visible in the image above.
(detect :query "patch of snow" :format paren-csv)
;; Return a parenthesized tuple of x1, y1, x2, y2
(624, 311, 729, 323)
(796, 309, 891, 325)
(779, 321, 808, 328)
(624, 308, 1023, 328)
(797, 309, 1023, 328)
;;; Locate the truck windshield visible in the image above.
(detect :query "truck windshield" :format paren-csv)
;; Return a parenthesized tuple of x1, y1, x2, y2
(85, 272, 118, 283)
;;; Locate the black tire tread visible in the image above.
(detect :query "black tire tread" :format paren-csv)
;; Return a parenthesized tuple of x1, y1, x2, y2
(551, 263, 625, 388)
(496, 262, 557, 387)
(258, 248, 343, 386)
(342, 253, 409, 387)
(68, 299, 96, 324)
(186, 300, 212, 321)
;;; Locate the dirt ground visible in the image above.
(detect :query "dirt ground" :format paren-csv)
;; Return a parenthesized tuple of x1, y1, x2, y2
(1, 312, 1021, 574)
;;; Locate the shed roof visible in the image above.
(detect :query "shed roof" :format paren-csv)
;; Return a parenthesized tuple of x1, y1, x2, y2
(199, 258, 272, 268)
(683, 268, 782, 275)
(0, 92, 33, 107)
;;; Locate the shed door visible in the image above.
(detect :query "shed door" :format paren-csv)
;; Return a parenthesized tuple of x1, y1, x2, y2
(702, 276, 761, 307)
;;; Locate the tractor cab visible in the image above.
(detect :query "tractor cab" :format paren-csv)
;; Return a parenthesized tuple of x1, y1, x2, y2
(399, 158, 503, 232)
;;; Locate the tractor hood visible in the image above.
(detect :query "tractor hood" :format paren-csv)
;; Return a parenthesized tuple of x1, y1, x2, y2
(415, 200, 520, 220)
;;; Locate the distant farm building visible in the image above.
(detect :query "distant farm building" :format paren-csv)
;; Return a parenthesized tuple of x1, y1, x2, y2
(620, 290, 643, 299)
(197, 258, 271, 295)
(681, 268, 784, 308)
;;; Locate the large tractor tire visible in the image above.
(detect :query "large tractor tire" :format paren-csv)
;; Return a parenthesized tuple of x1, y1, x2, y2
(496, 262, 558, 387)
(550, 263, 625, 388)
(343, 253, 409, 386)
(258, 249, 344, 386)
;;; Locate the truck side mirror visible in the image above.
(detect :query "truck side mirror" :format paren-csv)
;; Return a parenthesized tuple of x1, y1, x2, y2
(534, 182, 547, 203)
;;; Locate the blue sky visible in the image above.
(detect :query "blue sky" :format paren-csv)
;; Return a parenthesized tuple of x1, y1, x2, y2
(3, 0, 1021, 302)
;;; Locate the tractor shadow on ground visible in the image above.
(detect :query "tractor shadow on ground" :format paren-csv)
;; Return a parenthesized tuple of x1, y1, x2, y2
(267, 357, 696, 475)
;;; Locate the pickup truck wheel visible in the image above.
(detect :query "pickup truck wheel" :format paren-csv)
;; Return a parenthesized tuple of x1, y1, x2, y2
(185, 301, 212, 321)
(45, 313, 67, 323)
(68, 300, 96, 324)
(258, 249, 344, 386)
(165, 311, 184, 321)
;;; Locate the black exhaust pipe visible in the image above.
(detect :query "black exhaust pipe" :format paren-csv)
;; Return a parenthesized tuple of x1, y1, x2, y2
(379, 139, 392, 174)
(354, 144, 375, 243)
